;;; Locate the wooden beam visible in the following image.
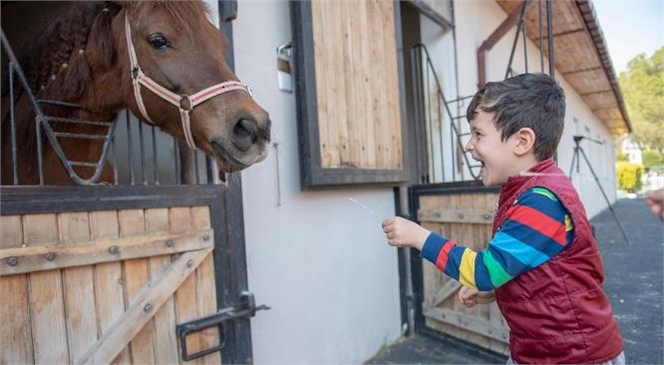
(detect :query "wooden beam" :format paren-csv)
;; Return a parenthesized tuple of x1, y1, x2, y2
(427, 279, 461, 307)
(1, 229, 213, 275)
(76, 248, 212, 365)
(419, 208, 494, 224)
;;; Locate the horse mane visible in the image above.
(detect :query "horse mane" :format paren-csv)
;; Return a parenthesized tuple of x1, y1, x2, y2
(18, 1, 211, 104)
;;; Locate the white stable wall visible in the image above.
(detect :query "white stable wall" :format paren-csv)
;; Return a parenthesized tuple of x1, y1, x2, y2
(231, 1, 402, 363)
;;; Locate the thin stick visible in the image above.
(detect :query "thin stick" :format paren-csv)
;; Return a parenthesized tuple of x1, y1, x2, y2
(348, 197, 383, 223)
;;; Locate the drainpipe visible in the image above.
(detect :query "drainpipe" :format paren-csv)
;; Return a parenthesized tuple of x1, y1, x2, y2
(477, 0, 533, 88)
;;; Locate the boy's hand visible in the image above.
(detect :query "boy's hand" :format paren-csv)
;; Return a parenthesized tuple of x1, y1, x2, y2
(381, 217, 430, 250)
(458, 286, 496, 308)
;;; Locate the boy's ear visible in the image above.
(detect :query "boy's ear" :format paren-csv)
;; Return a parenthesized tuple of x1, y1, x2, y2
(514, 127, 536, 156)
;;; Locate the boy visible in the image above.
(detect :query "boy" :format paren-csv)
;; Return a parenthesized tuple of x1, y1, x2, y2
(382, 73, 624, 364)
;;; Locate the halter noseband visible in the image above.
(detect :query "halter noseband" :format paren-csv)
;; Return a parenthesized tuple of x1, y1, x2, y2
(124, 13, 252, 150)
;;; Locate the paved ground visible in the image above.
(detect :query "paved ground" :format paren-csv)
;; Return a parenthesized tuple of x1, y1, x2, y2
(367, 198, 664, 364)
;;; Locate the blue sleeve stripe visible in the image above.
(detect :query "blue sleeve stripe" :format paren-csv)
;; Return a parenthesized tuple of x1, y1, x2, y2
(492, 230, 552, 268)
(501, 219, 568, 257)
(486, 240, 530, 277)
(473, 252, 495, 291)
(421, 232, 448, 263)
(517, 191, 567, 222)
(443, 246, 464, 280)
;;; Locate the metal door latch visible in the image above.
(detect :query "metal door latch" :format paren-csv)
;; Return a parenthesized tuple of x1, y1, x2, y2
(176, 291, 269, 361)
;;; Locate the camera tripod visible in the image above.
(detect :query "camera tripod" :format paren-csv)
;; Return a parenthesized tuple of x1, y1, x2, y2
(568, 135, 630, 245)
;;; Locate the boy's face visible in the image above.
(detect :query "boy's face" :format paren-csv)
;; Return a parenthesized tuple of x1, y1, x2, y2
(465, 110, 522, 187)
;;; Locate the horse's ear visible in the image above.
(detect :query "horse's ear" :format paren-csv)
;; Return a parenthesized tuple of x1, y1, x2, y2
(87, 2, 122, 71)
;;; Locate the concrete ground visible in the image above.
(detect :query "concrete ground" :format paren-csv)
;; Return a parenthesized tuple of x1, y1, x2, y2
(367, 198, 664, 364)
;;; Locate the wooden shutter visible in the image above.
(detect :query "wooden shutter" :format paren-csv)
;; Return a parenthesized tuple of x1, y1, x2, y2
(291, 0, 409, 188)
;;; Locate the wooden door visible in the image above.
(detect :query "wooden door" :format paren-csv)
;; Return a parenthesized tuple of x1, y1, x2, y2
(1, 205, 222, 364)
(410, 182, 509, 355)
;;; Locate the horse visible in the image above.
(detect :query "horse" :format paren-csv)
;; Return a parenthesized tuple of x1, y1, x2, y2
(1, 1, 271, 185)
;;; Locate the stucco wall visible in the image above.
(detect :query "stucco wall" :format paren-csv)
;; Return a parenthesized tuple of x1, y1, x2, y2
(225, 0, 620, 362)
(232, 1, 402, 363)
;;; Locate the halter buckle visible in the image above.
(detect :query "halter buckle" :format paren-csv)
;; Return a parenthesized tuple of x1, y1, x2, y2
(131, 67, 141, 81)
(180, 95, 193, 112)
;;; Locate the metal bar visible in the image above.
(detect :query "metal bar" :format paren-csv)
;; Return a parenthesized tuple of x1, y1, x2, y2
(9, 64, 18, 185)
(410, 47, 426, 183)
(125, 111, 135, 185)
(37, 99, 83, 109)
(52, 132, 108, 140)
(504, 1, 528, 79)
(111, 132, 118, 185)
(522, 15, 528, 73)
(194, 151, 201, 185)
(174, 139, 181, 184)
(546, 0, 555, 78)
(477, 0, 533, 87)
(69, 161, 100, 168)
(539, 0, 544, 72)
(152, 126, 159, 185)
(139, 120, 147, 185)
(36, 116, 44, 185)
(44, 116, 113, 127)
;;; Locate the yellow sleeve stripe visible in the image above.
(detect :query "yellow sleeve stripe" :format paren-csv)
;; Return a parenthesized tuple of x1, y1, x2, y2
(459, 249, 477, 288)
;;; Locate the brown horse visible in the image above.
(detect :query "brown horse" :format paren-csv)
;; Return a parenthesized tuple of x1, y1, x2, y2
(1, 1, 271, 185)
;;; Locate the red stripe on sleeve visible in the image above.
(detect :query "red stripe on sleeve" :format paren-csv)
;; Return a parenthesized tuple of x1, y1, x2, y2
(435, 241, 455, 271)
(508, 205, 567, 246)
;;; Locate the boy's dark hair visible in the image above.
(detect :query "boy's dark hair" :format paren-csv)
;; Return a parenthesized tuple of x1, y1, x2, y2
(466, 73, 566, 161)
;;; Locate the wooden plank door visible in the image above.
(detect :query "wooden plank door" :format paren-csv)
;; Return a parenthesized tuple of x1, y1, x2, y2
(1, 206, 221, 364)
(409, 182, 509, 355)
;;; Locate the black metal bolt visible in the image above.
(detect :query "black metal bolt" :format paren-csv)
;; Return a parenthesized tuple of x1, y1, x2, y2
(144, 303, 152, 312)
(108, 245, 119, 254)
(45, 252, 56, 261)
(203, 234, 210, 241)
(6, 256, 18, 267)
(165, 239, 174, 247)
(187, 259, 194, 268)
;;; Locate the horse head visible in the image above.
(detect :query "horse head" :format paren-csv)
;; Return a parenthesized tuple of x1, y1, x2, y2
(1, 1, 270, 185)
(109, 1, 271, 173)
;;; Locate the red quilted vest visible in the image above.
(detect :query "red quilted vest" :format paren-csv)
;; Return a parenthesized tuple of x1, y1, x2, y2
(493, 158, 623, 364)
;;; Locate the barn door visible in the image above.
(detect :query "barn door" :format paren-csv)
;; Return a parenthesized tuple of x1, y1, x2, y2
(408, 181, 510, 356)
(0, 185, 262, 364)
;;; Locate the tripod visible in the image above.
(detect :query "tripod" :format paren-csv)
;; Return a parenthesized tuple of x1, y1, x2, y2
(568, 135, 630, 245)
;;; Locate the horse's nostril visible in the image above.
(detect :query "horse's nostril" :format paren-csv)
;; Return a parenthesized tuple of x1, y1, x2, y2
(232, 118, 257, 151)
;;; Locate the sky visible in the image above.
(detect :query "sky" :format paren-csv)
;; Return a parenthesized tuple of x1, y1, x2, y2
(592, 0, 664, 74)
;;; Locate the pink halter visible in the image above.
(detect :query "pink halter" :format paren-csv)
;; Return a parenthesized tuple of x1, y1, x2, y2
(124, 13, 252, 150)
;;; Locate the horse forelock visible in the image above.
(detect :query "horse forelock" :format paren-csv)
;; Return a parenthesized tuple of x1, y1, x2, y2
(127, 1, 212, 36)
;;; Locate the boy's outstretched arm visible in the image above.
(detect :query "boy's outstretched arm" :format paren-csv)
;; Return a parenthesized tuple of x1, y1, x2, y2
(382, 217, 431, 250)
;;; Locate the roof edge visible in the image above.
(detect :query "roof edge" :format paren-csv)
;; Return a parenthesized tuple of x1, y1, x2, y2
(576, 0, 632, 134)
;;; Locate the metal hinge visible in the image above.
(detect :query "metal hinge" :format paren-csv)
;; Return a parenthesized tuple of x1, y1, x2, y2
(176, 291, 269, 361)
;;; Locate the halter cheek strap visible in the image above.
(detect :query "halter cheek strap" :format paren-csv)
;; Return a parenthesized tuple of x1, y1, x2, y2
(124, 13, 252, 150)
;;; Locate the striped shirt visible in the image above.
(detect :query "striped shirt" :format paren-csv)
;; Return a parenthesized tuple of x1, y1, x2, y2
(421, 187, 574, 291)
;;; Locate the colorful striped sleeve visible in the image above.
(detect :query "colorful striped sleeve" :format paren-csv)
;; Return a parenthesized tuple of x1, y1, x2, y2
(420, 187, 574, 291)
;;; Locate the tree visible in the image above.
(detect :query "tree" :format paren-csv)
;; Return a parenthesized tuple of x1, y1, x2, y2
(618, 47, 664, 151)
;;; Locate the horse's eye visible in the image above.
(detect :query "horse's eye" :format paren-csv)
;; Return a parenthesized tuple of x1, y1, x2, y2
(148, 33, 170, 49)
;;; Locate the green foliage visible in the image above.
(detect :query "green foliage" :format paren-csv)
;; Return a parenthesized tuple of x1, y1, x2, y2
(616, 152, 629, 162)
(641, 150, 664, 169)
(616, 161, 645, 192)
(618, 47, 664, 150)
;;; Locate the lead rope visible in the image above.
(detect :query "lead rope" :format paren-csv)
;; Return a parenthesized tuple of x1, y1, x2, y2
(124, 13, 252, 150)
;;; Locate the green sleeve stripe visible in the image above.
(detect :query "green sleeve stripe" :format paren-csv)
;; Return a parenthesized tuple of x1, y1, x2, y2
(532, 187, 557, 202)
(483, 250, 513, 287)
